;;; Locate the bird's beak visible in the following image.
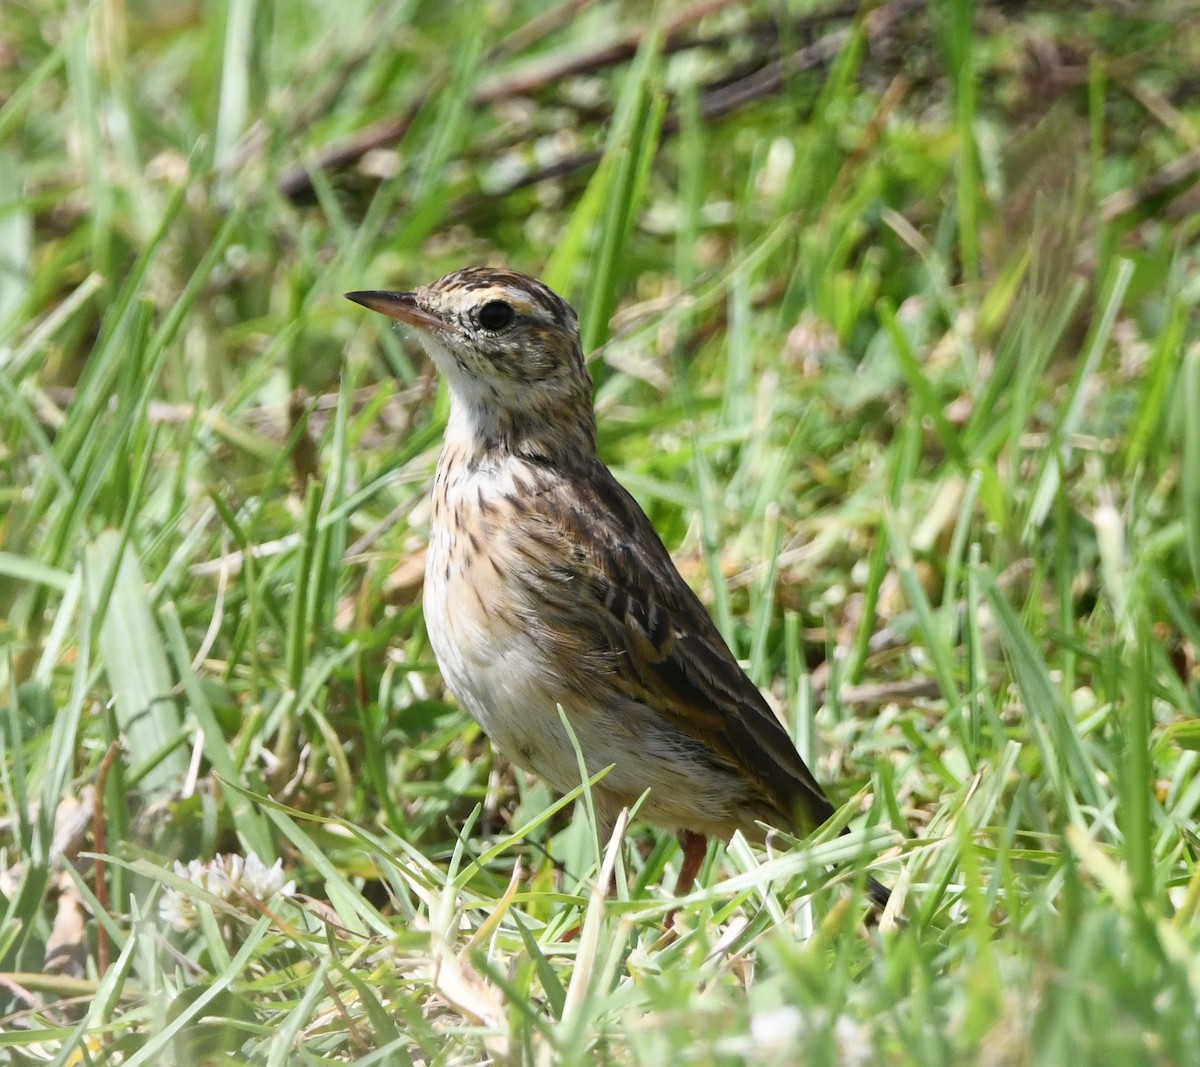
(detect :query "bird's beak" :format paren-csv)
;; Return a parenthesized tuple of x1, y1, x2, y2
(345, 290, 443, 332)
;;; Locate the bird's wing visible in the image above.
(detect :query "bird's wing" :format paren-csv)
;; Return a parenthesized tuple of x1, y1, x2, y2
(527, 457, 836, 834)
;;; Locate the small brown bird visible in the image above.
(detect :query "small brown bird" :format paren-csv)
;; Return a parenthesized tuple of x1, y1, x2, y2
(347, 268, 887, 906)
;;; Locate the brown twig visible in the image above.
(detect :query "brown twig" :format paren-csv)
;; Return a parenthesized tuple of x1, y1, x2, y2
(443, 26, 850, 211)
(474, 0, 742, 105)
(276, 98, 431, 202)
(1100, 146, 1200, 222)
(277, 0, 869, 203)
(276, 0, 602, 201)
(448, 0, 925, 209)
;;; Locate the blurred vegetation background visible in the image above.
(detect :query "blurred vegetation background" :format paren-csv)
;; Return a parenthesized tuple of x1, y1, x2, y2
(1, 0, 1198, 1063)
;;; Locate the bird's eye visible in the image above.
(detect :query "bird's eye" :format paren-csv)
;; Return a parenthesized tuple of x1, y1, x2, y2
(477, 300, 515, 332)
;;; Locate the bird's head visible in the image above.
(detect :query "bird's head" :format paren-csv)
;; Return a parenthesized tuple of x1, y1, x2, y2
(348, 267, 596, 463)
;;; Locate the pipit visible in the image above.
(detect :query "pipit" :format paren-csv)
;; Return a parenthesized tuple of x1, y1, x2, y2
(347, 267, 888, 908)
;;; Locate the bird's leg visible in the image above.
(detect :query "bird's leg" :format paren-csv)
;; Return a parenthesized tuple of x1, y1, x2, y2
(660, 831, 709, 935)
(675, 830, 708, 897)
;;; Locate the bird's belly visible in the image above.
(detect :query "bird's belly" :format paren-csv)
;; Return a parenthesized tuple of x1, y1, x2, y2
(423, 511, 758, 838)
(423, 531, 569, 779)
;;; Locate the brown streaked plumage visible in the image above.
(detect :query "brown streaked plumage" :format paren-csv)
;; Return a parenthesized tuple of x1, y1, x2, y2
(347, 267, 888, 907)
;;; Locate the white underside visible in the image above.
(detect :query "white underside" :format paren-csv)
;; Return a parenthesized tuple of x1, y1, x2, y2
(422, 449, 754, 839)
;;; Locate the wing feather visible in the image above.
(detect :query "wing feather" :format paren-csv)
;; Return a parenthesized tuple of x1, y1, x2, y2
(529, 457, 836, 835)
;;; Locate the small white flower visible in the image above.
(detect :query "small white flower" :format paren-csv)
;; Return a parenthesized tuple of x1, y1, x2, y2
(158, 888, 198, 932)
(242, 853, 296, 901)
(205, 855, 238, 900)
(159, 851, 295, 933)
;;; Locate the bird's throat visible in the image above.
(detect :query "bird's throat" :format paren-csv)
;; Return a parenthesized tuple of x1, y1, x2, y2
(444, 383, 596, 468)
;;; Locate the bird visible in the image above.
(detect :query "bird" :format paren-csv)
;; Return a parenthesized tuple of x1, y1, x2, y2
(346, 267, 888, 908)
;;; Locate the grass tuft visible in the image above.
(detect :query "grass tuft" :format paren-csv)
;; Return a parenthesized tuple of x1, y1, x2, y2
(2, 1, 1198, 1062)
